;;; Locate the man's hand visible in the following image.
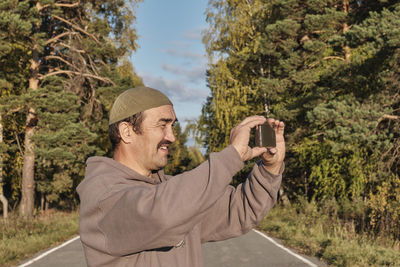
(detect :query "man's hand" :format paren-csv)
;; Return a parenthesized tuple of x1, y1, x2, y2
(260, 118, 285, 175)
(229, 116, 268, 161)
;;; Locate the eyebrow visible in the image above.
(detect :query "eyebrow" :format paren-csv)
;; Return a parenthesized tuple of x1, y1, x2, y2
(158, 117, 178, 124)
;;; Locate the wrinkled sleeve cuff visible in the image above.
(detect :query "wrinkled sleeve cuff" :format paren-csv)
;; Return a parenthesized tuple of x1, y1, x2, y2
(258, 161, 285, 178)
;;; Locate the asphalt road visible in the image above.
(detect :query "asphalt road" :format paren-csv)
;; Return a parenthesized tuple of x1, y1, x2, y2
(17, 230, 326, 267)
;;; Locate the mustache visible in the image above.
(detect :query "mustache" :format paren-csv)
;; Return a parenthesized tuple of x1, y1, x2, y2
(157, 140, 172, 149)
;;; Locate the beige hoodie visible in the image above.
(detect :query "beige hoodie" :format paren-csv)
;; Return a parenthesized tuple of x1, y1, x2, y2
(77, 145, 283, 267)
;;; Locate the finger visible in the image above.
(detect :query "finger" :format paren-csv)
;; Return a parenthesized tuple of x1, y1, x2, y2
(266, 118, 276, 127)
(267, 147, 277, 155)
(261, 149, 278, 162)
(269, 119, 280, 129)
(250, 146, 268, 159)
(241, 117, 267, 130)
(268, 119, 285, 134)
(276, 121, 285, 135)
(238, 115, 266, 127)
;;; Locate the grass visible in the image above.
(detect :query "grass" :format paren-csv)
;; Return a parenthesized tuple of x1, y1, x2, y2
(0, 210, 79, 267)
(258, 203, 400, 267)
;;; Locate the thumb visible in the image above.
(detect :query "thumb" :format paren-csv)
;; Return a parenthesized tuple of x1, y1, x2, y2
(249, 146, 268, 159)
(267, 147, 277, 155)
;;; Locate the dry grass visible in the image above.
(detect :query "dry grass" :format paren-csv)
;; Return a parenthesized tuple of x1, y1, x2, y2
(259, 203, 400, 267)
(0, 210, 79, 267)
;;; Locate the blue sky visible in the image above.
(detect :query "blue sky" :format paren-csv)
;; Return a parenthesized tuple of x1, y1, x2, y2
(131, 0, 210, 125)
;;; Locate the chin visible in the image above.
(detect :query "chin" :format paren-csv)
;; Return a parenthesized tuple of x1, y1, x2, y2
(155, 160, 168, 170)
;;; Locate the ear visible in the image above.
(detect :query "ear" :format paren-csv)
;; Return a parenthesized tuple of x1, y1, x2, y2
(118, 122, 134, 144)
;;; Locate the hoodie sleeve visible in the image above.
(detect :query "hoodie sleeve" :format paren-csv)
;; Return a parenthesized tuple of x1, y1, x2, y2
(96, 145, 244, 256)
(199, 161, 284, 243)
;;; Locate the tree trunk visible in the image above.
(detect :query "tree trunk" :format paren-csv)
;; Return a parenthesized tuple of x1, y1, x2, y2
(343, 0, 351, 61)
(40, 193, 48, 214)
(19, 46, 39, 218)
(0, 115, 8, 220)
(0, 194, 7, 220)
(40, 193, 44, 213)
(45, 197, 49, 212)
(19, 115, 36, 218)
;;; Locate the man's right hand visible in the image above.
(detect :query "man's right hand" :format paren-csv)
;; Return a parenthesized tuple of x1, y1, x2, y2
(229, 116, 268, 161)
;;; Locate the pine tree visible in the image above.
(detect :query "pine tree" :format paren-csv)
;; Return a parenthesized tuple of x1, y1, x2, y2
(0, 0, 141, 217)
(164, 122, 205, 175)
(165, 122, 191, 175)
(201, 0, 400, 237)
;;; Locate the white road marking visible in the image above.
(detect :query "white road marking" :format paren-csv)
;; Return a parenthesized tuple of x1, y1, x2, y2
(253, 229, 318, 267)
(18, 232, 319, 267)
(17, 235, 81, 267)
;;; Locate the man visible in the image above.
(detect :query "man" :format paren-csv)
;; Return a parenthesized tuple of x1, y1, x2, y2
(77, 86, 285, 267)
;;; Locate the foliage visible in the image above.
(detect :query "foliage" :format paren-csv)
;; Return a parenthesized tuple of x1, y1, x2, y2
(367, 174, 400, 239)
(2, 77, 97, 207)
(202, 0, 400, 239)
(0, 0, 142, 213)
(165, 122, 205, 175)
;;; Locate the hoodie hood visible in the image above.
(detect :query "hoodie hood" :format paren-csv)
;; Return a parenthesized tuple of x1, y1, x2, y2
(77, 156, 166, 195)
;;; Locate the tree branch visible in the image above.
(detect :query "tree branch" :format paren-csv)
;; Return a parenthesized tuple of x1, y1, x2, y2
(52, 14, 100, 44)
(55, 2, 80, 8)
(45, 55, 79, 71)
(312, 30, 327, 34)
(36, 2, 50, 11)
(14, 131, 24, 157)
(58, 42, 86, 53)
(7, 107, 24, 114)
(40, 70, 115, 85)
(323, 56, 345, 61)
(378, 114, 400, 123)
(87, 55, 100, 76)
(46, 32, 74, 45)
(309, 56, 346, 68)
(37, 1, 80, 11)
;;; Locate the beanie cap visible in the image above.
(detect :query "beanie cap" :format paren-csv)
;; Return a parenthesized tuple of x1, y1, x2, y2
(109, 86, 173, 125)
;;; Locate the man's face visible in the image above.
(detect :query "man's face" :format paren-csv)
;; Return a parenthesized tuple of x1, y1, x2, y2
(131, 104, 176, 175)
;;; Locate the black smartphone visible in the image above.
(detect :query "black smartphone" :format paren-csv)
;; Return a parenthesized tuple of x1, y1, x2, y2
(255, 123, 276, 147)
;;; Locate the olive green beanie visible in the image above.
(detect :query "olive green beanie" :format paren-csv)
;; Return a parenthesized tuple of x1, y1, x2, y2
(109, 86, 173, 125)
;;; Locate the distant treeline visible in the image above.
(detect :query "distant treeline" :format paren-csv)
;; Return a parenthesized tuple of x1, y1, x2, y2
(198, 0, 399, 240)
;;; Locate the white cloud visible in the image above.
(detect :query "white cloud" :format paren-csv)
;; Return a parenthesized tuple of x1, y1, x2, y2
(167, 40, 191, 49)
(161, 63, 206, 83)
(140, 72, 208, 102)
(163, 48, 205, 61)
(163, 26, 207, 62)
(184, 27, 206, 41)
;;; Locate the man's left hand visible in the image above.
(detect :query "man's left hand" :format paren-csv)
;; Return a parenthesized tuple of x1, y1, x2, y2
(260, 119, 285, 175)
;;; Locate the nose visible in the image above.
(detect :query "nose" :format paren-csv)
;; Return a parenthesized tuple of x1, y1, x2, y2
(165, 125, 176, 143)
